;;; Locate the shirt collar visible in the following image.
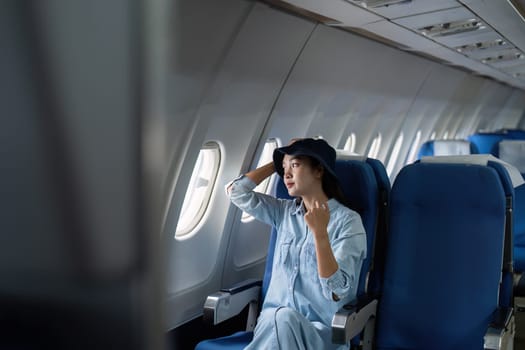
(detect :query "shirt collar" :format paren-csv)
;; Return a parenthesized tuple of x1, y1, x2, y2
(291, 198, 338, 216)
(291, 198, 304, 216)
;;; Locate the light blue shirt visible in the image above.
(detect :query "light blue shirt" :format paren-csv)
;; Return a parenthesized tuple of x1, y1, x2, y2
(229, 175, 366, 329)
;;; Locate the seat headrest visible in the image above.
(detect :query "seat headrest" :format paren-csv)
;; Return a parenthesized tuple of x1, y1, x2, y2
(498, 140, 525, 174)
(421, 154, 525, 188)
(432, 140, 472, 156)
(336, 150, 366, 161)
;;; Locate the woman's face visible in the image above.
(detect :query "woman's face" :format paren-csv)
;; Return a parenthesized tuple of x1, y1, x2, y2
(282, 154, 323, 197)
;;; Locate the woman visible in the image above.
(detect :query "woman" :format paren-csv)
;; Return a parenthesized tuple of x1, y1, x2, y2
(227, 138, 366, 350)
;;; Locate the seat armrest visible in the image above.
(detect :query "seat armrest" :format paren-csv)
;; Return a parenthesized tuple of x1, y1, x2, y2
(484, 307, 515, 350)
(203, 279, 262, 326)
(331, 295, 378, 344)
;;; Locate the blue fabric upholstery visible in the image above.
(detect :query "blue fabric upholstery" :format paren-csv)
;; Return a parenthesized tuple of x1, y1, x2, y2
(417, 140, 435, 158)
(196, 157, 390, 349)
(375, 162, 507, 349)
(514, 184, 525, 272)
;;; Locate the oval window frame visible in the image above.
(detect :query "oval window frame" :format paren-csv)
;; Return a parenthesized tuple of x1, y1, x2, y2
(175, 141, 221, 238)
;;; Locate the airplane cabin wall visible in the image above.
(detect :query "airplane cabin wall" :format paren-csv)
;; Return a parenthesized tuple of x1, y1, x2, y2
(155, 0, 255, 329)
(163, 2, 317, 329)
(165, 1, 525, 330)
(491, 90, 525, 131)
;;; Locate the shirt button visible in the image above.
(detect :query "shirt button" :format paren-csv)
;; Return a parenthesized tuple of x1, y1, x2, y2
(294, 265, 298, 271)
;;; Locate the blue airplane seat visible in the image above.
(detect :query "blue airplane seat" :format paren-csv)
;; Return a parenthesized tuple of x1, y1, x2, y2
(333, 155, 517, 349)
(196, 155, 390, 350)
(378, 160, 513, 348)
(419, 155, 522, 308)
(416, 139, 478, 159)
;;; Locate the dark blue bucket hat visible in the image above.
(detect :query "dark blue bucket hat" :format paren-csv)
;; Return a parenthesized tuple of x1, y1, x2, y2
(273, 138, 338, 180)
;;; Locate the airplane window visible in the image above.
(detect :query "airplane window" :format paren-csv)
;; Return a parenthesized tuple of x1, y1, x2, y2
(386, 132, 404, 176)
(405, 130, 422, 164)
(442, 130, 449, 140)
(175, 142, 221, 237)
(429, 131, 436, 140)
(344, 133, 356, 153)
(367, 133, 382, 159)
(241, 138, 279, 223)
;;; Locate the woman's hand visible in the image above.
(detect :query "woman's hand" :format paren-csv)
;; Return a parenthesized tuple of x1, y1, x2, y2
(306, 201, 338, 279)
(304, 200, 330, 238)
(287, 137, 304, 146)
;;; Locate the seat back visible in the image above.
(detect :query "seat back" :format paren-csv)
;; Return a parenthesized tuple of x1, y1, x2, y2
(419, 155, 520, 307)
(468, 132, 509, 156)
(468, 129, 525, 157)
(417, 139, 477, 159)
(376, 159, 509, 348)
(498, 140, 525, 177)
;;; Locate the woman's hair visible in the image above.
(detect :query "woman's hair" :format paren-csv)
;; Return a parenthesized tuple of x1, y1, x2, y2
(298, 155, 351, 209)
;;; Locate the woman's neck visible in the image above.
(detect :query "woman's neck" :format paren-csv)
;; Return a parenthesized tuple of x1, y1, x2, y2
(302, 192, 329, 212)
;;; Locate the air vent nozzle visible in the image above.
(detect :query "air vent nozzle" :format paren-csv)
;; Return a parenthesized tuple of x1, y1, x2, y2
(419, 18, 484, 37)
(481, 51, 524, 64)
(456, 39, 507, 53)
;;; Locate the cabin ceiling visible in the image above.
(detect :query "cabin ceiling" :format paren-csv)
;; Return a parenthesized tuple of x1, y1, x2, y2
(265, 0, 525, 90)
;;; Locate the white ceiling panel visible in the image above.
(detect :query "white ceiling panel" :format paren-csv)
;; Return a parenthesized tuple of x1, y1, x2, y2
(276, 0, 525, 89)
(285, 0, 381, 26)
(360, 19, 441, 50)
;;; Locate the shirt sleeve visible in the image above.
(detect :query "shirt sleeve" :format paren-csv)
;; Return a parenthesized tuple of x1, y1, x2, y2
(319, 212, 366, 301)
(226, 175, 284, 227)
